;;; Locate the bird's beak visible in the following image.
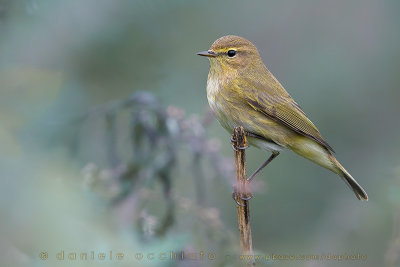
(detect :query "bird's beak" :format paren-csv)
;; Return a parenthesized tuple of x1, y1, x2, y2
(197, 50, 216, 57)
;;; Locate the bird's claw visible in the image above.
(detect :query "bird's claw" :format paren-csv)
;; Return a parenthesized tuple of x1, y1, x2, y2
(231, 144, 248, 152)
(232, 185, 253, 206)
(232, 192, 245, 206)
(230, 135, 248, 151)
(240, 194, 253, 201)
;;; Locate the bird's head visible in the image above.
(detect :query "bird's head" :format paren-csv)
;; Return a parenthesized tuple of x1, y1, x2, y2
(197, 35, 262, 73)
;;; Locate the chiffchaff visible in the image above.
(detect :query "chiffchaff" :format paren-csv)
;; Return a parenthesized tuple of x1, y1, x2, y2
(198, 35, 367, 200)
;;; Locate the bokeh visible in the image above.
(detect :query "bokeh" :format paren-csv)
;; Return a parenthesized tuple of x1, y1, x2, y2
(1, 0, 400, 266)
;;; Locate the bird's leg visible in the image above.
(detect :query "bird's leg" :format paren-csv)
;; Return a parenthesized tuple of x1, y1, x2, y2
(247, 152, 279, 182)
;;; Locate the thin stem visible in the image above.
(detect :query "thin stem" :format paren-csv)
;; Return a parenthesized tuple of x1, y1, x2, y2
(233, 126, 255, 266)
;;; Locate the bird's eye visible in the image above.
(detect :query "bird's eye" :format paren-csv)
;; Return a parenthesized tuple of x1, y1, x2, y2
(227, 50, 236, 57)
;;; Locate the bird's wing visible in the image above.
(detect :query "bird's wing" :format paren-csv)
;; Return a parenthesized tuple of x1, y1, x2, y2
(244, 86, 335, 153)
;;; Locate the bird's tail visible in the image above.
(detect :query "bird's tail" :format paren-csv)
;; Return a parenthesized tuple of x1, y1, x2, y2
(289, 137, 368, 200)
(329, 154, 368, 201)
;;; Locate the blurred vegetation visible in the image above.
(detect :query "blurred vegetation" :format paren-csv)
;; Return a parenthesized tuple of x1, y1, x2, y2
(78, 91, 231, 230)
(77, 92, 238, 265)
(1, 0, 400, 267)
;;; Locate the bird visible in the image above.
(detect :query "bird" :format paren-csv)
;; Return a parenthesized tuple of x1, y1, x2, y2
(197, 35, 368, 200)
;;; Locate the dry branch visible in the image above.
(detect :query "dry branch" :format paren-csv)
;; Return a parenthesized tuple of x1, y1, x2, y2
(232, 126, 255, 266)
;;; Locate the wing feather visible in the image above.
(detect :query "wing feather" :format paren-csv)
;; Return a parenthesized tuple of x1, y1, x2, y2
(244, 85, 335, 153)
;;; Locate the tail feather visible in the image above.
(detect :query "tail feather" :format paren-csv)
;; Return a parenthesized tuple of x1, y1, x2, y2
(289, 137, 368, 201)
(329, 155, 368, 201)
(341, 172, 368, 201)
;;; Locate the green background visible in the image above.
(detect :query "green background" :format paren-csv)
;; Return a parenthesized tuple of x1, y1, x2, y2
(1, 0, 400, 266)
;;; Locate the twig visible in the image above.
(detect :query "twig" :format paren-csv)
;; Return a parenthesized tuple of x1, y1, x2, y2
(232, 126, 255, 266)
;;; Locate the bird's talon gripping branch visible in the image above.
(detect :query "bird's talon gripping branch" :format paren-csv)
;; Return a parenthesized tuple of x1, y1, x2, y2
(232, 191, 245, 207)
(240, 194, 253, 201)
(231, 134, 248, 151)
(232, 184, 253, 206)
(231, 144, 248, 152)
(231, 144, 238, 152)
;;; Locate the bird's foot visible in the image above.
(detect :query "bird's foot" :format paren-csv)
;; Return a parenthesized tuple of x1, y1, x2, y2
(230, 135, 248, 152)
(232, 185, 253, 206)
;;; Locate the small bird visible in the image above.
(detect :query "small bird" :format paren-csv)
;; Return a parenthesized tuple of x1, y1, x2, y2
(197, 35, 368, 200)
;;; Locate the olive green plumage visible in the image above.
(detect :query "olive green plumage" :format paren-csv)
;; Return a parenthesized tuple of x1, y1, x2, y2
(198, 35, 368, 200)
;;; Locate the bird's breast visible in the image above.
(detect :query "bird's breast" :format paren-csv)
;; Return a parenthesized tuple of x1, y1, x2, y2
(205, 73, 289, 152)
(206, 74, 220, 97)
(206, 75, 222, 113)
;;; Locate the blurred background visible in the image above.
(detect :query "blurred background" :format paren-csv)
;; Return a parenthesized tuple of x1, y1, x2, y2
(1, 0, 400, 266)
